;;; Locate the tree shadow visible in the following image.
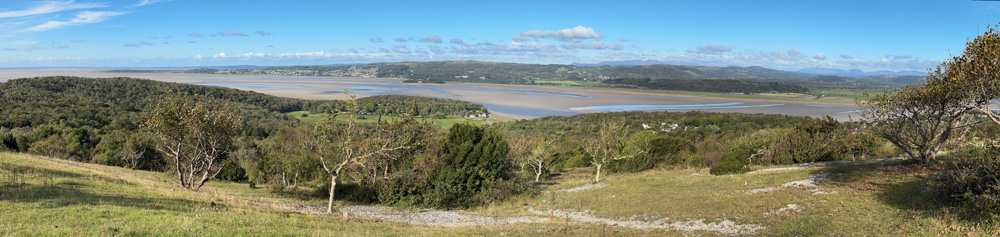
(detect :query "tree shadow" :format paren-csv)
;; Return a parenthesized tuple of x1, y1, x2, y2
(813, 158, 988, 223)
(1, 165, 225, 212)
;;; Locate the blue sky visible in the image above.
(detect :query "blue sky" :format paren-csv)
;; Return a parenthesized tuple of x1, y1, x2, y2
(0, 0, 997, 73)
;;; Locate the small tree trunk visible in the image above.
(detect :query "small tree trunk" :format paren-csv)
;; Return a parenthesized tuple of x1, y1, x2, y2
(594, 164, 602, 183)
(327, 175, 338, 213)
(534, 170, 542, 182)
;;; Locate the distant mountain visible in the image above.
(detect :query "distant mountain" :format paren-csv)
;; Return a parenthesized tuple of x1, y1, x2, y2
(180, 60, 918, 88)
(241, 60, 812, 83)
(573, 60, 690, 67)
(797, 67, 923, 77)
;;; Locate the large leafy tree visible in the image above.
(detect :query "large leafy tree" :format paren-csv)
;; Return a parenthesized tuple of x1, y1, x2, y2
(859, 71, 972, 164)
(144, 93, 244, 191)
(944, 25, 1000, 125)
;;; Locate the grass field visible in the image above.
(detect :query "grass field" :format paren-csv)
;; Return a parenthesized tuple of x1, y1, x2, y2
(807, 88, 887, 100)
(3, 152, 996, 235)
(283, 111, 487, 129)
(534, 80, 600, 87)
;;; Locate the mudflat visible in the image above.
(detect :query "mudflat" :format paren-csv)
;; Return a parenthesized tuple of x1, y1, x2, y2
(0, 69, 861, 120)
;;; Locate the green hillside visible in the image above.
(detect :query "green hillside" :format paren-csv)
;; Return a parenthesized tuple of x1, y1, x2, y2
(3, 151, 993, 235)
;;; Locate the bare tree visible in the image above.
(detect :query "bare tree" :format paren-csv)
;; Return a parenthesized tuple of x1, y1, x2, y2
(509, 135, 554, 183)
(583, 119, 643, 182)
(144, 93, 243, 191)
(311, 93, 419, 213)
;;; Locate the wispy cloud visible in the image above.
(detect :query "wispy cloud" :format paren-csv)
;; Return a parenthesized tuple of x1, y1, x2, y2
(135, 0, 168, 7)
(255, 30, 273, 36)
(514, 26, 603, 42)
(123, 41, 153, 47)
(71, 39, 85, 43)
(687, 44, 731, 54)
(839, 54, 853, 59)
(394, 37, 407, 42)
(3, 45, 41, 52)
(26, 11, 127, 32)
(369, 38, 383, 43)
(449, 38, 463, 44)
(561, 40, 623, 50)
(0, 1, 106, 18)
(813, 53, 826, 60)
(188, 33, 203, 38)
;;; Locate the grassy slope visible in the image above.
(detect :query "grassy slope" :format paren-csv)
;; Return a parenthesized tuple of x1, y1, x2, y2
(0, 153, 640, 236)
(3, 152, 996, 235)
(532, 161, 998, 235)
(283, 111, 486, 129)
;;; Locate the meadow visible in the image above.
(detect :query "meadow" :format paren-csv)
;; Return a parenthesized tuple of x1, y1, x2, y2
(3, 151, 993, 235)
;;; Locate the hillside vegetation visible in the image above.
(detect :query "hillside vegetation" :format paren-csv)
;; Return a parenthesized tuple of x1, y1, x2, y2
(4, 151, 997, 235)
(166, 61, 920, 90)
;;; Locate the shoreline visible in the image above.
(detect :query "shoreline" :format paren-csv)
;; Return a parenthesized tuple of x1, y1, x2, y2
(0, 69, 863, 120)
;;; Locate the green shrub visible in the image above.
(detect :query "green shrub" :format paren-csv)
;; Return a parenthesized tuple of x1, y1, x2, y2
(932, 147, 1000, 213)
(216, 161, 248, 183)
(422, 124, 522, 208)
(1, 133, 16, 151)
(561, 152, 590, 169)
(710, 148, 752, 175)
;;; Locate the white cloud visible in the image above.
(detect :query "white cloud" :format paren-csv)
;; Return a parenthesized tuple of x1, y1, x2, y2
(226, 29, 248, 37)
(653, 47, 936, 72)
(786, 48, 805, 58)
(419, 35, 442, 43)
(449, 38, 463, 44)
(393, 44, 411, 54)
(0, 1, 106, 18)
(515, 26, 603, 42)
(369, 38, 383, 43)
(188, 33, 203, 38)
(26, 11, 127, 32)
(428, 45, 445, 54)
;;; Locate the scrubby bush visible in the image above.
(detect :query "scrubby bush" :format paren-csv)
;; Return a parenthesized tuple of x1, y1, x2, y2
(710, 147, 753, 175)
(376, 124, 528, 209)
(932, 147, 1000, 213)
(607, 135, 696, 173)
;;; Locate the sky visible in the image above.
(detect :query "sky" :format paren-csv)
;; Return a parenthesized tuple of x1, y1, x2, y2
(0, 0, 998, 73)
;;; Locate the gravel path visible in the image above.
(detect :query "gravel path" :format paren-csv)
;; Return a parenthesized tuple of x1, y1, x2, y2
(527, 206, 765, 235)
(555, 182, 606, 192)
(302, 205, 548, 227)
(747, 171, 832, 194)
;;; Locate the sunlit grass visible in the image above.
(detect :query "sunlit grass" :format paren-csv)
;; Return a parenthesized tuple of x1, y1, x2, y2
(3, 152, 996, 235)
